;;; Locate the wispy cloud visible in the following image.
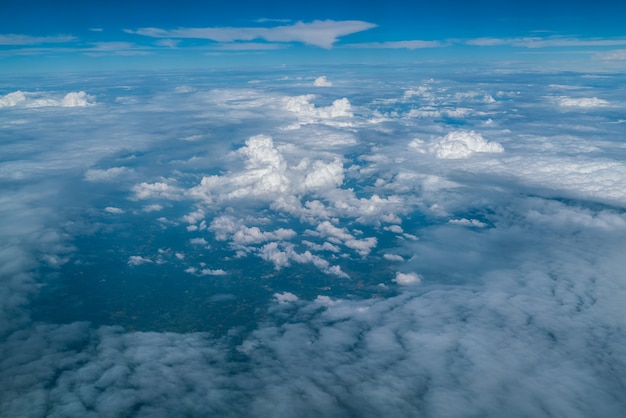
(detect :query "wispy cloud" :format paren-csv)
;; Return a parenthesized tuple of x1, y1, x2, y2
(346, 40, 444, 49)
(126, 20, 377, 49)
(213, 42, 285, 51)
(598, 49, 626, 60)
(467, 36, 626, 48)
(0, 34, 76, 45)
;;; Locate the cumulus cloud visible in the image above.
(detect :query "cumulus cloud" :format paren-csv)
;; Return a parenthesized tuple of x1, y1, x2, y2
(313, 76, 332, 87)
(133, 182, 184, 200)
(209, 215, 296, 246)
(61, 91, 94, 107)
(313, 221, 378, 256)
(383, 253, 404, 261)
(449, 218, 487, 227)
(283, 94, 353, 128)
(260, 242, 348, 278)
(127, 20, 377, 49)
(274, 292, 299, 303)
(128, 255, 152, 266)
(189, 238, 208, 245)
(0, 91, 27, 108)
(0, 90, 95, 108)
(429, 130, 504, 159)
(393, 272, 422, 285)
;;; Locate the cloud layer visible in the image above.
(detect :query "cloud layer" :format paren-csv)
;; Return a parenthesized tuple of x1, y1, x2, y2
(2, 67, 625, 417)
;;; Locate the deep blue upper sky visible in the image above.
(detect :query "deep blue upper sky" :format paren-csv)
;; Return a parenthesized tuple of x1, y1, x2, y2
(1, 0, 626, 72)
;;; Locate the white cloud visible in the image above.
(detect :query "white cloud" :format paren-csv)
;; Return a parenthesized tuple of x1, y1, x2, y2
(199, 268, 227, 276)
(143, 204, 163, 212)
(313, 76, 332, 87)
(347, 40, 443, 49)
(599, 49, 626, 60)
(128, 20, 377, 49)
(0, 91, 27, 108)
(260, 242, 349, 278)
(0, 90, 94, 108)
(449, 218, 487, 228)
(132, 182, 184, 200)
(557, 97, 609, 108)
(104, 207, 125, 214)
(127, 255, 152, 266)
(314, 295, 340, 306)
(189, 238, 208, 245)
(3, 68, 626, 418)
(284, 95, 353, 127)
(393, 272, 422, 285)
(430, 131, 504, 159)
(188, 134, 349, 208)
(383, 253, 404, 261)
(384, 225, 404, 234)
(313, 221, 378, 256)
(209, 215, 296, 246)
(61, 91, 94, 107)
(466, 35, 626, 49)
(274, 292, 299, 303)
(0, 34, 76, 45)
(84, 167, 132, 182)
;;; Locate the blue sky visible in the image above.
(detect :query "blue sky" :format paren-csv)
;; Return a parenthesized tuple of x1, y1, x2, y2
(1, 0, 626, 72)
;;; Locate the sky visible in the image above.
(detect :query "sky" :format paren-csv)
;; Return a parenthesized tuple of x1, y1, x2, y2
(2, 1, 626, 417)
(2, 0, 626, 72)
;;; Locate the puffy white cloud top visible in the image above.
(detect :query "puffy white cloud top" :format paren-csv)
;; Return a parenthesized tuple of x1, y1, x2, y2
(61, 91, 94, 107)
(313, 76, 332, 87)
(393, 272, 422, 285)
(284, 94, 353, 127)
(0, 90, 95, 108)
(430, 130, 504, 159)
(0, 91, 27, 107)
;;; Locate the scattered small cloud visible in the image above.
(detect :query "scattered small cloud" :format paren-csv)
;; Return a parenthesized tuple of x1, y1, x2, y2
(128, 255, 153, 266)
(274, 291, 299, 303)
(383, 253, 404, 261)
(313, 76, 332, 87)
(449, 218, 487, 228)
(104, 207, 125, 214)
(393, 272, 422, 285)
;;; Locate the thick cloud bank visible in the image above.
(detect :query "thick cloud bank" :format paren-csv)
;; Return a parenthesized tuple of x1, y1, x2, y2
(1, 68, 625, 417)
